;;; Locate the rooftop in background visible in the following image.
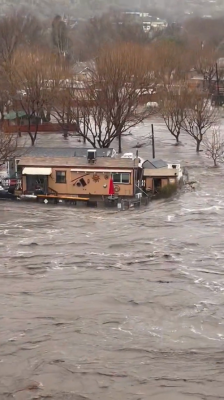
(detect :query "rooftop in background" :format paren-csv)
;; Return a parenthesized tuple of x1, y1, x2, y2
(4, 111, 27, 120)
(18, 157, 138, 169)
(16, 147, 116, 159)
(72, 61, 95, 75)
(142, 159, 168, 169)
(74, 148, 116, 157)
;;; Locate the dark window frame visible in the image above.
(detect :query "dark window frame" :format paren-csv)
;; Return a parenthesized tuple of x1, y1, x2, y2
(56, 170, 66, 184)
(112, 172, 130, 184)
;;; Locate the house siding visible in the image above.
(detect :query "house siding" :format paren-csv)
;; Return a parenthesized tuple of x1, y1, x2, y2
(22, 166, 135, 197)
(49, 169, 134, 197)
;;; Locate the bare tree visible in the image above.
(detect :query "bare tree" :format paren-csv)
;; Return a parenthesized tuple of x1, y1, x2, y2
(180, 92, 220, 152)
(88, 43, 157, 152)
(153, 40, 189, 89)
(161, 89, 187, 144)
(193, 44, 218, 90)
(47, 63, 87, 138)
(0, 74, 11, 125)
(6, 48, 55, 146)
(183, 18, 224, 48)
(203, 127, 224, 167)
(0, 131, 18, 167)
(51, 80, 84, 138)
(0, 11, 43, 65)
(50, 43, 157, 151)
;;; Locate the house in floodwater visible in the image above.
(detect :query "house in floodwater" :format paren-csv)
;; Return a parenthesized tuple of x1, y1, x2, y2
(18, 149, 139, 200)
(8, 147, 182, 204)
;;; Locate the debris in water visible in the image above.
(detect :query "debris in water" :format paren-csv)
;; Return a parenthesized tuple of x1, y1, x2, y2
(14, 381, 43, 393)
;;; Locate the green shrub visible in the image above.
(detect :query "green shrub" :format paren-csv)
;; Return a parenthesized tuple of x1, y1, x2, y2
(156, 183, 178, 198)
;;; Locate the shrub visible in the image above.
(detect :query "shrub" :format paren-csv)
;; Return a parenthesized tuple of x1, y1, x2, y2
(156, 183, 178, 198)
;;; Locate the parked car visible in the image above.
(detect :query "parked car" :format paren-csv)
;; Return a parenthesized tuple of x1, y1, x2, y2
(0, 185, 17, 200)
(1, 175, 22, 190)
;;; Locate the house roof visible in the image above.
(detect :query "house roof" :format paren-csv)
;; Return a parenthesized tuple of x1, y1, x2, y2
(73, 62, 95, 75)
(142, 159, 167, 169)
(16, 147, 115, 158)
(73, 148, 115, 157)
(143, 168, 178, 177)
(18, 157, 138, 169)
(4, 111, 27, 120)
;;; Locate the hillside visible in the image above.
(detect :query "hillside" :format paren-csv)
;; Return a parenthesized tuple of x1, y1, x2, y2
(0, 0, 223, 21)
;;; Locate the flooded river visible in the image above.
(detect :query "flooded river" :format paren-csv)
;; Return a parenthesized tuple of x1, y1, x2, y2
(1, 120, 224, 400)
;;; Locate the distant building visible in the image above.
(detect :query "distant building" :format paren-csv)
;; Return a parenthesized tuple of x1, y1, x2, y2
(122, 11, 168, 33)
(73, 61, 95, 82)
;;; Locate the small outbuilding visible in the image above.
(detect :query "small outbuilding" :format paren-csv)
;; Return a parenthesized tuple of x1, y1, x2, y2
(142, 159, 183, 194)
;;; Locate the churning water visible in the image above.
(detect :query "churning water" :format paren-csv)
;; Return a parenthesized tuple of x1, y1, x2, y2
(1, 120, 224, 400)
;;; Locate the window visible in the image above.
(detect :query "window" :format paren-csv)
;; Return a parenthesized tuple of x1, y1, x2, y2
(56, 171, 66, 183)
(112, 173, 130, 184)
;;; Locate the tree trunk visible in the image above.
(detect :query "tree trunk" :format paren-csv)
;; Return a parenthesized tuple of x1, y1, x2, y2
(28, 118, 38, 146)
(28, 118, 34, 146)
(40, 109, 47, 122)
(30, 134, 35, 146)
(196, 139, 201, 152)
(46, 110, 51, 122)
(118, 132, 122, 154)
(175, 126, 181, 143)
(33, 119, 39, 144)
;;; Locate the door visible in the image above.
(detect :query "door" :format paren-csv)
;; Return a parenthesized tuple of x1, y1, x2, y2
(153, 178, 162, 193)
(26, 175, 48, 194)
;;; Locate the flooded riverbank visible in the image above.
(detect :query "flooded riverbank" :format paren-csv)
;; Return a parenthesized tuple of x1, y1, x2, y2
(0, 120, 224, 399)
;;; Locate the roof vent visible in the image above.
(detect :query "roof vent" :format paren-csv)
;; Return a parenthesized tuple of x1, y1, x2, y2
(87, 149, 97, 163)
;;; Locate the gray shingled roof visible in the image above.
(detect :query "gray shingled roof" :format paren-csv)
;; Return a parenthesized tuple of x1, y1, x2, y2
(16, 147, 115, 158)
(142, 159, 167, 169)
(18, 157, 138, 168)
(74, 148, 115, 157)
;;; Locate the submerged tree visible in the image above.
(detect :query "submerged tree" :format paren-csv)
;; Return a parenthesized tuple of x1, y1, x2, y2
(0, 131, 18, 166)
(87, 43, 157, 152)
(6, 48, 55, 146)
(180, 92, 220, 152)
(50, 43, 157, 151)
(203, 127, 224, 167)
(161, 89, 187, 143)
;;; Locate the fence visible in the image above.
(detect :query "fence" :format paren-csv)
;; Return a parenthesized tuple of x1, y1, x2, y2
(3, 123, 77, 134)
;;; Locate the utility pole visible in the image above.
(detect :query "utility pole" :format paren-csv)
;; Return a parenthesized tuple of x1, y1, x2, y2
(215, 62, 220, 107)
(151, 123, 155, 159)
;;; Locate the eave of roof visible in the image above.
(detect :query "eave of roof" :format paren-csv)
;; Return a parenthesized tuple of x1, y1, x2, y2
(143, 168, 178, 177)
(18, 156, 138, 168)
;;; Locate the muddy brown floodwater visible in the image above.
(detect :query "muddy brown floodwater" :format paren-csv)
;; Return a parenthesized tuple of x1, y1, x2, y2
(1, 120, 224, 400)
